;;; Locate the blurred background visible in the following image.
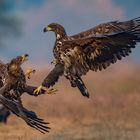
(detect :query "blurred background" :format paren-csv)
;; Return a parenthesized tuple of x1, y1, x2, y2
(0, 0, 140, 140)
(0, 0, 140, 65)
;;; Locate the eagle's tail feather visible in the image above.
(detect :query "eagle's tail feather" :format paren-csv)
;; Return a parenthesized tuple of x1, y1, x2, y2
(74, 77, 90, 98)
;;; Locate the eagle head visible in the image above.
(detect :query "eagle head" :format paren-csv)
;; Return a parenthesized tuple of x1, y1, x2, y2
(11, 54, 29, 65)
(43, 23, 66, 39)
(8, 54, 29, 74)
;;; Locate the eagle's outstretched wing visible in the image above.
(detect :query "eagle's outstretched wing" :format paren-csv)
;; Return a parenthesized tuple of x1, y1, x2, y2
(0, 85, 50, 133)
(71, 17, 140, 39)
(42, 64, 64, 88)
(0, 95, 50, 133)
(62, 18, 140, 76)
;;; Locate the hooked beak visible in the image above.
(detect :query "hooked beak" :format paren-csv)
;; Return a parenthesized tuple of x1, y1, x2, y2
(22, 54, 29, 62)
(43, 26, 51, 32)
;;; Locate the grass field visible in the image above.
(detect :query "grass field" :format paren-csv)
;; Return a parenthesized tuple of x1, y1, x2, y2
(0, 62, 140, 140)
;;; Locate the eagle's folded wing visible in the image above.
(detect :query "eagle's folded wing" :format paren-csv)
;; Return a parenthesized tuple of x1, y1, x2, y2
(42, 63, 64, 88)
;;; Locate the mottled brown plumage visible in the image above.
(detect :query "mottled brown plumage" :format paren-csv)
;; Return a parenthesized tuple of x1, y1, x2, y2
(0, 55, 50, 133)
(41, 17, 140, 98)
(2, 54, 46, 99)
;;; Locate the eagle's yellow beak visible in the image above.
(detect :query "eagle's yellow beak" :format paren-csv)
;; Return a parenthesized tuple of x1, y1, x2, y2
(22, 54, 29, 62)
(43, 26, 52, 32)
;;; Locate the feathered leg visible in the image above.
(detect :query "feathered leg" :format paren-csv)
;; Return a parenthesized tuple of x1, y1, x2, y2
(73, 77, 90, 98)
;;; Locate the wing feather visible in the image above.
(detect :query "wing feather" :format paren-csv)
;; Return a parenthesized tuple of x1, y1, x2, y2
(0, 93, 50, 133)
(71, 17, 140, 39)
(61, 18, 140, 75)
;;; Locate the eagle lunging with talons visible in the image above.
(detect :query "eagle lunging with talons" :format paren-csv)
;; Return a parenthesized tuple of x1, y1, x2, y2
(35, 17, 140, 98)
(0, 54, 50, 133)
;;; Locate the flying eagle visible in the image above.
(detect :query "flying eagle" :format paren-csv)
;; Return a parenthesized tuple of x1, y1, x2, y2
(34, 17, 140, 98)
(0, 54, 50, 133)
(3, 54, 50, 99)
(0, 62, 36, 124)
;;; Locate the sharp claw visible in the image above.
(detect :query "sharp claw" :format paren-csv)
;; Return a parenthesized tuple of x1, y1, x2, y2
(33, 85, 43, 95)
(51, 59, 58, 65)
(25, 69, 36, 79)
(47, 88, 58, 94)
(33, 86, 58, 95)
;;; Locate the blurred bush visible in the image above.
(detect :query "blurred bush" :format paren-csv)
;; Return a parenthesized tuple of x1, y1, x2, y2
(0, 0, 21, 46)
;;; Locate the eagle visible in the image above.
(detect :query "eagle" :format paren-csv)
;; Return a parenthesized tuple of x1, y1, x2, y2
(0, 54, 50, 133)
(0, 54, 43, 99)
(0, 61, 36, 124)
(34, 17, 140, 98)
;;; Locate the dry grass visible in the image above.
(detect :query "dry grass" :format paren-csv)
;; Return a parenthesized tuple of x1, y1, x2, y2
(0, 62, 140, 140)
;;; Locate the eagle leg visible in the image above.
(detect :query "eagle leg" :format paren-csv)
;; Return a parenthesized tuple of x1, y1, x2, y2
(33, 85, 58, 95)
(51, 59, 58, 65)
(25, 69, 36, 79)
(47, 88, 58, 94)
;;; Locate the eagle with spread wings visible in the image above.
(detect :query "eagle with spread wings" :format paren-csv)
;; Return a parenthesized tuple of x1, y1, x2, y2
(0, 54, 50, 133)
(34, 17, 140, 98)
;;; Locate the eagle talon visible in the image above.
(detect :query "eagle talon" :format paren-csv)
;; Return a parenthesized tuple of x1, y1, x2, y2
(33, 86, 58, 95)
(25, 69, 36, 79)
(47, 88, 58, 94)
(33, 85, 43, 95)
(51, 59, 58, 65)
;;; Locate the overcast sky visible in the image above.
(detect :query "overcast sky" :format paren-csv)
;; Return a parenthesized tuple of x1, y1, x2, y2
(1, 0, 140, 66)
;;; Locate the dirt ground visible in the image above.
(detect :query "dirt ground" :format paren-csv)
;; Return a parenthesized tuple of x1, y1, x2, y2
(0, 62, 140, 140)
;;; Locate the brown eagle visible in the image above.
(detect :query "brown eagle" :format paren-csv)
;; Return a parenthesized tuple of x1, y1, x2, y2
(34, 17, 140, 98)
(0, 54, 50, 133)
(1, 54, 47, 99)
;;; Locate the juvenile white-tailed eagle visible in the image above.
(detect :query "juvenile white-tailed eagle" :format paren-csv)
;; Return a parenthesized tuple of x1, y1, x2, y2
(0, 55, 50, 133)
(35, 17, 140, 98)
